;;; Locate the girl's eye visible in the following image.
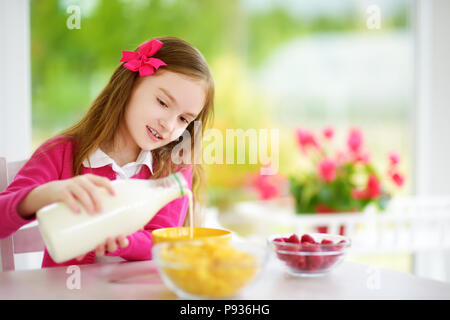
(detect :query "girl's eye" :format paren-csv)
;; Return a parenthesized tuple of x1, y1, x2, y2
(180, 117, 189, 124)
(157, 98, 167, 108)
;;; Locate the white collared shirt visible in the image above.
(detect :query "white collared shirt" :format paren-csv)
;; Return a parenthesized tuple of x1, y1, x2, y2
(82, 148, 153, 180)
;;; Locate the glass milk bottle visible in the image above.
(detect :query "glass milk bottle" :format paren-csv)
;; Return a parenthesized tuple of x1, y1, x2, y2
(37, 172, 191, 263)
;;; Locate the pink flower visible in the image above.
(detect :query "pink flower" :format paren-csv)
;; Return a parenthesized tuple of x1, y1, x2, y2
(351, 174, 380, 200)
(318, 158, 337, 183)
(367, 174, 381, 198)
(389, 152, 400, 166)
(391, 172, 405, 187)
(347, 128, 363, 153)
(335, 150, 348, 164)
(352, 151, 371, 164)
(323, 126, 334, 140)
(295, 128, 319, 153)
(252, 173, 284, 200)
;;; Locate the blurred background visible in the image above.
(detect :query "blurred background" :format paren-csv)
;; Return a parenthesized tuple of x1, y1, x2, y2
(2, 0, 450, 284)
(29, 0, 413, 203)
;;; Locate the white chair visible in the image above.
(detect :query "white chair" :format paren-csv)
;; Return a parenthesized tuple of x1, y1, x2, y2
(0, 157, 45, 271)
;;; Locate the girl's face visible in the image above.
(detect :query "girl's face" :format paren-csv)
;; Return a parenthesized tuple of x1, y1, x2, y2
(122, 70, 206, 152)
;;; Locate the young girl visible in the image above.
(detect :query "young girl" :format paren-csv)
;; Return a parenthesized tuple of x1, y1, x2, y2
(0, 36, 215, 268)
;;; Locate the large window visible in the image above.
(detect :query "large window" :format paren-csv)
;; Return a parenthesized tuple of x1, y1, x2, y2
(30, 0, 413, 207)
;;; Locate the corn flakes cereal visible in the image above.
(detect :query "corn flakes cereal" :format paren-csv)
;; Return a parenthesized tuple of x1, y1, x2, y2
(160, 241, 259, 298)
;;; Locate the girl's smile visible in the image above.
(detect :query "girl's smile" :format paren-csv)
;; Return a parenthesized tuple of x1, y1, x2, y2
(147, 125, 164, 142)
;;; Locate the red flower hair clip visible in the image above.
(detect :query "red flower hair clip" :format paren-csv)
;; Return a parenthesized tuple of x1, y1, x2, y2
(120, 39, 167, 77)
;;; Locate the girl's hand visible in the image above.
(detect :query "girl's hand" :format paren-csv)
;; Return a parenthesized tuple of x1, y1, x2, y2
(18, 174, 115, 218)
(95, 235, 130, 257)
(75, 235, 129, 261)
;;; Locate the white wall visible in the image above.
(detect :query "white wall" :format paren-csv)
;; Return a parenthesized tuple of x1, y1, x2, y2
(414, 0, 450, 196)
(0, 0, 37, 271)
(413, 0, 450, 282)
(0, 0, 32, 161)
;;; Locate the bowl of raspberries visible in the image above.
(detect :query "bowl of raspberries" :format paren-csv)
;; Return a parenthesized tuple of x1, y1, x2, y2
(267, 233, 351, 277)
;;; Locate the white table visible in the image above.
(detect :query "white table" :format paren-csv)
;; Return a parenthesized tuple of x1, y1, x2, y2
(0, 258, 449, 300)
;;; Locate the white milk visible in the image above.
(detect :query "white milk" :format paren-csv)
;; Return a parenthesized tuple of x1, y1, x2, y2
(37, 172, 190, 263)
(186, 190, 194, 239)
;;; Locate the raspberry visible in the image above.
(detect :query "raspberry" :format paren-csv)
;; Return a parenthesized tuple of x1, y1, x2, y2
(321, 253, 341, 269)
(293, 254, 307, 270)
(274, 236, 299, 265)
(285, 255, 299, 268)
(301, 234, 315, 244)
(281, 245, 306, 271)
(276, 250, 292, 263)
(275, 234, 348, 272)
(321, 239, 333, 245)
(287, 234, 300, 244)
(320, 239, 345, 269)
(334, 240, 347, 250)
(302, 242, 323, 270)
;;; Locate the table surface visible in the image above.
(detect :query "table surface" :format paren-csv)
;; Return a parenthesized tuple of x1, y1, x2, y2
(1, 257, 450, 300)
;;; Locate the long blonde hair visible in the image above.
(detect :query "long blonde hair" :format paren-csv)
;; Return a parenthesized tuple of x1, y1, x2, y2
(57, 36, 215, 221)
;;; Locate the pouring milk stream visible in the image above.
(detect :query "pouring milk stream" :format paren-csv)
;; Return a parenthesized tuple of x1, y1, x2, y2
(37, 172, 193, 263)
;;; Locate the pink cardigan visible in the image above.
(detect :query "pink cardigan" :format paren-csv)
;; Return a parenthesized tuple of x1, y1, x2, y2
(0, 136, 192, 268)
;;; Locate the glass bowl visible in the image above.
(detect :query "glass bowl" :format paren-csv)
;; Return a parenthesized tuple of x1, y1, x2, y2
(267, 233, 351, 277)
(152, 239, 268, 299)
